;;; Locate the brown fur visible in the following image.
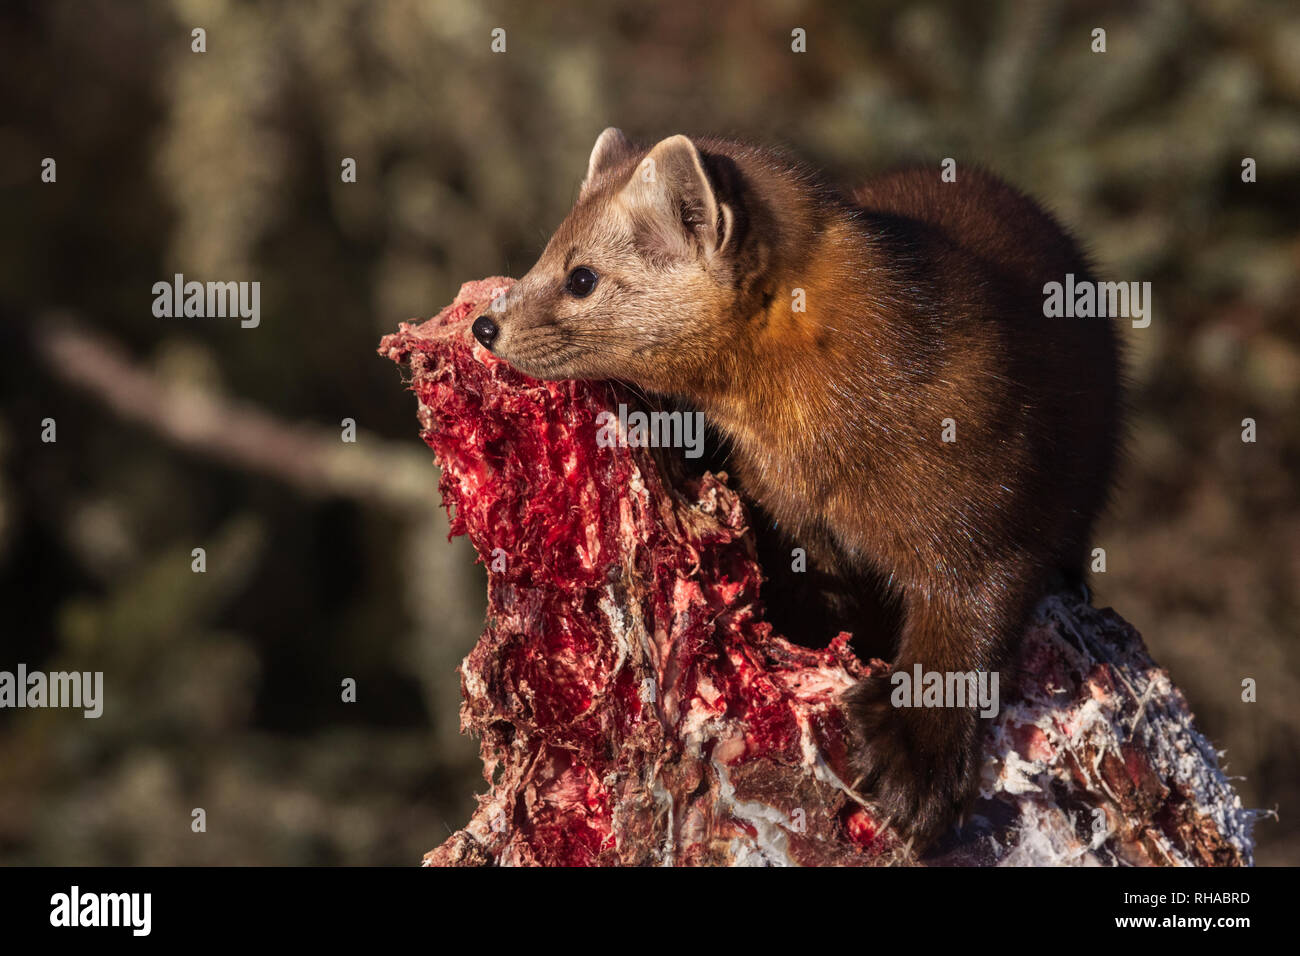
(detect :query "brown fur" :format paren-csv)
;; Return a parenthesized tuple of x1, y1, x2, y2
(478, 129, 1124, 848)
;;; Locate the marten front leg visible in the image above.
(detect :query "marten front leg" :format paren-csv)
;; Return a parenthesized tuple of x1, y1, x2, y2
(842, 577, 1031, 848)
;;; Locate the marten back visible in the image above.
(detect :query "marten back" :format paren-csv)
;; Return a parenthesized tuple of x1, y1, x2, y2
(851, 167, 1124, 578)
(854, 167, 1086, 285)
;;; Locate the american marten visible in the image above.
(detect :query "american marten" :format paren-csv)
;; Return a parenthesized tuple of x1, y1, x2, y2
(471, 128, 1123, 848)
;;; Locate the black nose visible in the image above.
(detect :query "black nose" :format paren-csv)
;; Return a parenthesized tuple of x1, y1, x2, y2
(471, 314, 498, 348)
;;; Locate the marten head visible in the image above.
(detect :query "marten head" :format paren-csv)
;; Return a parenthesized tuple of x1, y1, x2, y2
(472, 129, 756, 395)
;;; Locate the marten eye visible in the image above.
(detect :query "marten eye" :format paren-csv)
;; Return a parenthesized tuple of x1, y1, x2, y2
(565, 266, 598, 298)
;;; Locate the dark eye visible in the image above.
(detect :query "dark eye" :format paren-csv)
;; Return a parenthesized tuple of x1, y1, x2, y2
(565, 266, 598, 297)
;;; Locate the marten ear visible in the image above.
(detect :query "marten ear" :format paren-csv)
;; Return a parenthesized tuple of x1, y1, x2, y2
(580, 127, 633, 197)
(618, 134, 721, 260)
(716, 202, 735, 255)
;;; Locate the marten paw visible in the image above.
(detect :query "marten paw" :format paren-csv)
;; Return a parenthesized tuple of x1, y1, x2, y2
(841, 677, 981, 849)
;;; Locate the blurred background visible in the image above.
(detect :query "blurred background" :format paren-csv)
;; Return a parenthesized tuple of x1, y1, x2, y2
(0, 0, 1296, 865)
